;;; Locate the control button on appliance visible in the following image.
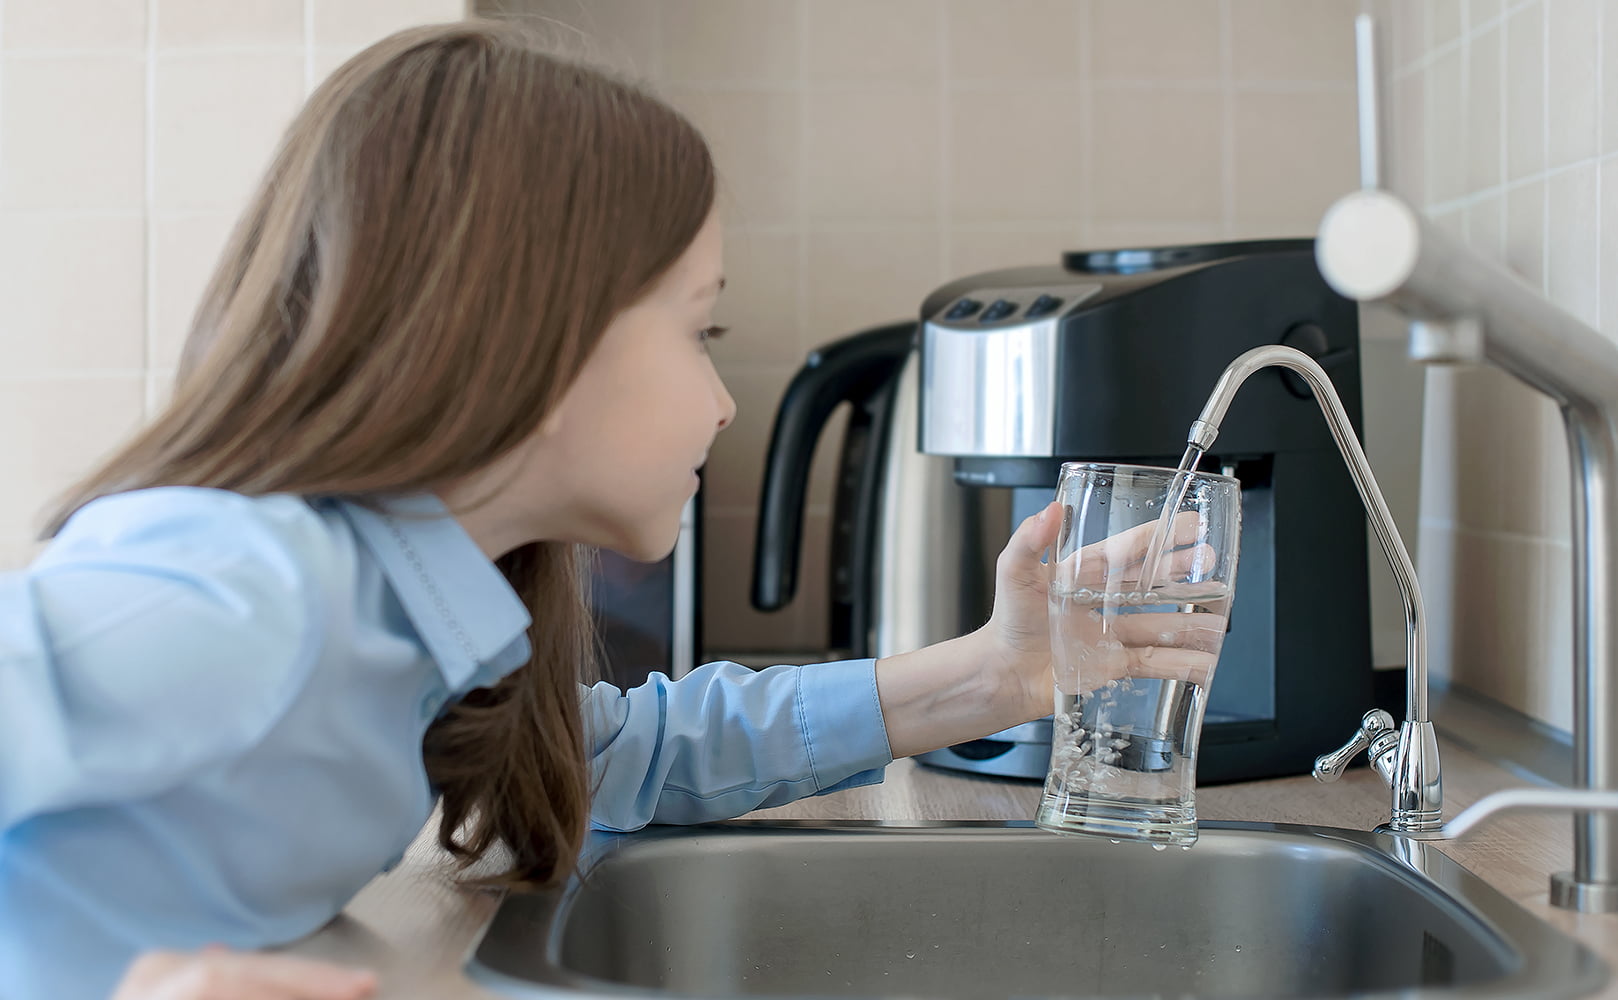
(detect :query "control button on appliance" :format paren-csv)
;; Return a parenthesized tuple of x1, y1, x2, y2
(945, 297, 983, 320)
(979, 299, 1017, 322)
(1024, 293, 1065, 319)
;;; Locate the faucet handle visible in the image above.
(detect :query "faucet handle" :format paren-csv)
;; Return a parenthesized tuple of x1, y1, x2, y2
(1314, 709, 1397, 783)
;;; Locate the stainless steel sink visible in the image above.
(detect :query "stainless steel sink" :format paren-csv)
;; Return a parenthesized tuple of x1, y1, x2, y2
(465, 820, 1607, 999)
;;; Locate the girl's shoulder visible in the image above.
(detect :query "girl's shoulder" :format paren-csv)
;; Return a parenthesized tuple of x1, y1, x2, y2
(3, 489, 360, 818)
(41, 487, 349, 581)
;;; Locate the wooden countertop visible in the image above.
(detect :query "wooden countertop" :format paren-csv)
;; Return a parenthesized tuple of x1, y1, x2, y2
(284, 746, 1618, 999)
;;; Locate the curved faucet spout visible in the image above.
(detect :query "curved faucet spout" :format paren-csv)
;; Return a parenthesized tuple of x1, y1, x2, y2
(1187, 344, 1441, 836)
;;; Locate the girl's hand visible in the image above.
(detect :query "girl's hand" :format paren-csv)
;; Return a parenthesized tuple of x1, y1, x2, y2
(979, 503, 1225, 716)
(875, 503, 1223, 757)
(111, 947, 377, 1000)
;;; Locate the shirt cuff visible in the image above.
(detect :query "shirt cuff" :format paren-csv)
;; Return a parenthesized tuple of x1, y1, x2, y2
(796, 657, 893, 792)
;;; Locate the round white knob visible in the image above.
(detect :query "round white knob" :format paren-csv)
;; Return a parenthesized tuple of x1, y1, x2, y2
(1315, 189, 1421, 302)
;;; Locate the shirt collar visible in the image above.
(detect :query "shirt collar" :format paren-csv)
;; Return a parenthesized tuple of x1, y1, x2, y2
(337, 493, 532, 691)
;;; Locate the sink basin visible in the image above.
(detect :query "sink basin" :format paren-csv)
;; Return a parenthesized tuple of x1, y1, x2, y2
(465, 820, 1607, 999)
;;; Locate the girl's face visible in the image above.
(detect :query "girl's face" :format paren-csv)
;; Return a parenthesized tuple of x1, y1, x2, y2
(459, 211, 736, 562)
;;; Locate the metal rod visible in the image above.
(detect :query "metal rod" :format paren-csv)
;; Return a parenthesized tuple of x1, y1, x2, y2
(1354, 14, 1383, 190)
(1443, 787, 1618, 841)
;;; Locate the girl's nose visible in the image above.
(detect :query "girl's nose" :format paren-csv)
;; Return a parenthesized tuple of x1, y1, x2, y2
(714, 374, 737, 431)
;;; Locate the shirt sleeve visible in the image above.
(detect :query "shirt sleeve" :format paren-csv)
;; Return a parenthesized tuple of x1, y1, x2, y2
(582, 658, 893, 832)
(0, 489, 331, 828)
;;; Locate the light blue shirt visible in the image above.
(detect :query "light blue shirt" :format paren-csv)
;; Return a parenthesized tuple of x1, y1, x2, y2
(0, 488, 892, 999)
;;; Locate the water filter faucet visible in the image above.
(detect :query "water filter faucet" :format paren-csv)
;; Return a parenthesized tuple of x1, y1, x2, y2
(1185, 344, 1444, 837)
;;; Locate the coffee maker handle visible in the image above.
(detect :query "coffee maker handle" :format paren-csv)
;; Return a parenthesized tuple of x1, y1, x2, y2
(751, 323, 915, 611)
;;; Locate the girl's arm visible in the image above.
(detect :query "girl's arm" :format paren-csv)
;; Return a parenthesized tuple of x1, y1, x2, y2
(579, 506, 1062, 832)
(871, 504, 1060, 758)
(582, 656, 891, 832)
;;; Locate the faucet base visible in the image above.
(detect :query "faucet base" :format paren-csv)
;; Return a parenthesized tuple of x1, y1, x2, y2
(1550, 871, 1618, 912)
(1374, 824, 1446, 841)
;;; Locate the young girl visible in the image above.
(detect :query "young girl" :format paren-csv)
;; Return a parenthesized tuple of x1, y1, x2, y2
(1, 19, 1079, 1000)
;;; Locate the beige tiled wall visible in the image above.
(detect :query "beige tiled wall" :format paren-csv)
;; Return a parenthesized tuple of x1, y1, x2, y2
(1383, 0, 1611, 733)
(0, 0, 466, 571)
(487, 0, 1366, 654)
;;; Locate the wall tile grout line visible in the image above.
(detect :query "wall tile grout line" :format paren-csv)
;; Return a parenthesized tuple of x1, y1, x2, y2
(1076, 0, 1092, 245)
(0, 0, 6, 216)
(1423, 157, 1604, 217)
(1594, 0, 1604, 337)
(1541, 0, 1551, 294)
(1423, 6, 1433, 216)
(0, 372, 154, 382)
(792, 0, 811, 645)
(1420, 513, 1579, 550)
(3, 209, 148, 219)
(304, 0, 315, 95)
(1499, 3, 1509, 242)
(6, 45, 307, 57)
(143, 0, 158, 417)
(1458, 0, 1472, 240)
(656, 78, 1350, 96)
(936, 0, 949, 282)
(648, 0, 663, 80)
(794, 0, 809, 362)
(1218, 0, 1235, 237)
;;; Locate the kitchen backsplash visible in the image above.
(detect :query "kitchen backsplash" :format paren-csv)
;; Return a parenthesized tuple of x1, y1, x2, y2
(1379, 0, 1611, 734)
(478, 0, 1379, 654)
(0, 0, 467, 570)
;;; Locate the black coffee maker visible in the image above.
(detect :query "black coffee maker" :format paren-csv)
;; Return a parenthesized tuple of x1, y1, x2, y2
(915, 239, 1375, 783)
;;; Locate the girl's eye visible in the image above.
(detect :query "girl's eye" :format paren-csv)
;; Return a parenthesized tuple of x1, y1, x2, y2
(699, 325, 729, 344)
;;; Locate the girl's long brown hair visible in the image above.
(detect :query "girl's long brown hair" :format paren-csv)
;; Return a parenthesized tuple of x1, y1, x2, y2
(44, 19, 716, 887)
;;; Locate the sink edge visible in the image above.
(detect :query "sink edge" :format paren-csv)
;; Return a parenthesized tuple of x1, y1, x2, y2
(462, 819, 1610, 1000)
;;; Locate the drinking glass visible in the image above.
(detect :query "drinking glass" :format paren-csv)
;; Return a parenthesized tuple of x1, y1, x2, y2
(1036, 462, 1241, 848)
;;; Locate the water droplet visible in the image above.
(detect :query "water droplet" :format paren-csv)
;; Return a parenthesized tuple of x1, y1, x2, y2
(906, 951, 916, 960)
(1180, 845, 1192, 851)
(1151, 843, 1168, 852)
(1235, 946, 1242, 953)
(1108, 838, 1121, 844)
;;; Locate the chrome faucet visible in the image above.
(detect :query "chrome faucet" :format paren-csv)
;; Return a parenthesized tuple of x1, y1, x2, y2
(1184, 345, 1444, 837)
